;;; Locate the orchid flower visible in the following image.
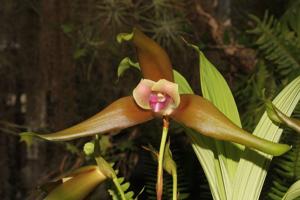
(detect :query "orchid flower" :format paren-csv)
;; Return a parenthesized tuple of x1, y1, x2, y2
(38, 28, 290, 157)
(34, 28, 293, 200)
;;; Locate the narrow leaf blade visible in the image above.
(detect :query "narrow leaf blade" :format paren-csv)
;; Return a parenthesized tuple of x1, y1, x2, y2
(233, 76, 300, 200)
(188, 43, 243, 199)
(282, 180, 300, 200)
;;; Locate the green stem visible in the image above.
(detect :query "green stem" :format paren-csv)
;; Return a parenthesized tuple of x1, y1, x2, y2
(94, 156, 126, 200)
(112, 176, 127, 200)
(157, 117, 169, 200)
(172, 170, 178, 200)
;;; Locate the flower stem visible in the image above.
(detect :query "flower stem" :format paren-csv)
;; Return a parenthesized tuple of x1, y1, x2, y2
(157, 116, 169, 200)
(172, 170, 178, 200)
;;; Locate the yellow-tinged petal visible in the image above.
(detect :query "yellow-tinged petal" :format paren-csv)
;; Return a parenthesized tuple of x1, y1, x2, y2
(132, 28, 174, 82)
(45, 166, 106, 200)
(133, 79, 155, 109)
(171, 94, 291, 156)
(151, 79, 180, 107)
(39, 96, 153, 141)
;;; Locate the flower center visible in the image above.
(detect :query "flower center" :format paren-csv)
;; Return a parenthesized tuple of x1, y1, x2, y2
(149, 92, 171, 113)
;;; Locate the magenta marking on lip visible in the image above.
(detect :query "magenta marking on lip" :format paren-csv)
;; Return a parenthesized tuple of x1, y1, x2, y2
(149, 92, 170, 112)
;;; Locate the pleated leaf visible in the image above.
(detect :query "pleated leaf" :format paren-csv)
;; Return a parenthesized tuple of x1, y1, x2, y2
(188, 43, 243, 199)
(167, 72, 223, 200)
(233, 76, 300, 200)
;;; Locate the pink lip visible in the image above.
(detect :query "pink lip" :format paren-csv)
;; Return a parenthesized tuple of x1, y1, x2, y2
(149, 92, 171, 113)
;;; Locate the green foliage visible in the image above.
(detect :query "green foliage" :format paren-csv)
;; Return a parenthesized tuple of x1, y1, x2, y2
(116, 57, 140, 80)
(115, 56, 193, 94)
(282, 180, 300, 200)
(247, 7, 300, 200)
(197, 47, 242, 128)
(94, 155, 137, 200)
(117, 33, 134, 44)
(264, 105, 300, 200)
(281, 1, 300, 37)
(249, 9, 300, 82)
(117, 35, 300, 200)
(108, 176, 135, 200)
(233, 75, 300, 200)
(187, 43, 243, 200)
(235, 62, 277, 130)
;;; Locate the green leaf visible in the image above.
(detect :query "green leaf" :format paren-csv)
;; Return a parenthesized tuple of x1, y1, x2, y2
(199, 51, 241, 127)
(117, 57, 140, 80)
(173, 70, 194, 94)
(109, 177, 134, 200)
(282, 180, 300, 200)
(117, 177, 125, 184)
(116, 57, 193, 94)
(117, 32, 134, 44)
(166, 69, 221, 199)
(188, 43, 243, 199)
(108, 189, 120, 200)
(163, 140, 177, 175)
(121, 182, 130, 191)
(125, 191, 134, 199)
(187, 129, 223, 200)
(249, 12, 300, 80)
(266, 100, 283, 124)
(233, 76, 300, 200)
(95, 156, 116, 179)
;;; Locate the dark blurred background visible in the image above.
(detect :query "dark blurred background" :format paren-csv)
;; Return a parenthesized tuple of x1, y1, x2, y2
(0, 0, 299, 199)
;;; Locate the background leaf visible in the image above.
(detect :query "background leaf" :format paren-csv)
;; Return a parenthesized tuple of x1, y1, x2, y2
(282, 180, 300, 200)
